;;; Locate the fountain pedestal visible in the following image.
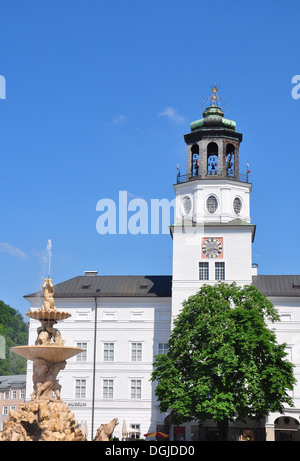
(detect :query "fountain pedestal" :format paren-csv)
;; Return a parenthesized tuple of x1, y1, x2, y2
(2, 400, 85, 441)
(0, 278, 86, 441)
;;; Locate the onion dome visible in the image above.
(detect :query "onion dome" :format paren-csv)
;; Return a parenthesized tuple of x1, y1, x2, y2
(190, 105, 236, 133)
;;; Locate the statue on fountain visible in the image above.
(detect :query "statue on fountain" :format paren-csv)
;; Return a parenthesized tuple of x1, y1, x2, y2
(41, 278, 56, 312)
(30, 358, 66, 400)
(94, 418, 119, 441)
(36, 320, 66, 346)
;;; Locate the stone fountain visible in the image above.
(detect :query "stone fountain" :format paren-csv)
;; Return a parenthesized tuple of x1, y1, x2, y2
(0, 278, 86, 441)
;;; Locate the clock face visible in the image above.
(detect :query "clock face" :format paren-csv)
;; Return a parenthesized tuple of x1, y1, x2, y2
(201, 238, 223, 259)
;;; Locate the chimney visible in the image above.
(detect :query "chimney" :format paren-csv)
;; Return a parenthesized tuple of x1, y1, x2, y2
(252, 263, 258, 276)
(84, 271, 98, 277)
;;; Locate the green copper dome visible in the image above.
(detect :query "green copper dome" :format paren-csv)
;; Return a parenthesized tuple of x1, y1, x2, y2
(190, 105, 236, 133)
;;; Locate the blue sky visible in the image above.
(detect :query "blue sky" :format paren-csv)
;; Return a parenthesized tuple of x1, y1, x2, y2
(0, 0, 300, 318)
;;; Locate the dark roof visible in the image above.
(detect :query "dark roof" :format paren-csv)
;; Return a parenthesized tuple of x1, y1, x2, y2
(0, 375, 26, 389)
(25, 274, 300, 300)
(253, 275, 300, 297)
(25, 275, 172, 299)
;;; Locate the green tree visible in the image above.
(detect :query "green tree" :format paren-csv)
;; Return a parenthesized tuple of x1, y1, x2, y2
(0, 300, 28, 375)
(152, 283, 296, 440)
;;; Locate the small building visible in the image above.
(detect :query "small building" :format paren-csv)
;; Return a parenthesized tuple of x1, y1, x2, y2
(0, 375, 26, 431)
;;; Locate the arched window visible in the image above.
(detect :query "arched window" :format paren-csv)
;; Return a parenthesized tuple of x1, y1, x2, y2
(206, 195, 218, 214)
(207, 142, 218, 175)
(191, 144, 199, 177)
(233, 197, 242, 215)
(226, 144, 235, 176)
(274, 416, 300, 441)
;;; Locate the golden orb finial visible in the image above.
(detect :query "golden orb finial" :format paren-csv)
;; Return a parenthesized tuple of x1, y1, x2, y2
(209, 84, 220, 106)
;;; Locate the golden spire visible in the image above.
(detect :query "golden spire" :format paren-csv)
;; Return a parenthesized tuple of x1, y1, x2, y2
(200, 84, 228, 113)
(208, 85, 220, 106)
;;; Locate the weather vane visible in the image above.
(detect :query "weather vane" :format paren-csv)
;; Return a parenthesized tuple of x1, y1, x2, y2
(200, 85, 228, 111)
(209, 85, 220, 106)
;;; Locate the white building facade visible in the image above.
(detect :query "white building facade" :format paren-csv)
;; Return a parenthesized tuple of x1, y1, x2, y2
(25, 102, 300, 441)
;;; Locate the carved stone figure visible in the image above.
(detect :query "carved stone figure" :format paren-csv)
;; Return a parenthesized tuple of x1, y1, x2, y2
(94, 418, 119, 441)
(45, 322, 65, 346)
(36, 325, 52, 345)
(30, 358, 66, 401)
(41, 278, 56, 312)
(36, 320, 65, 346)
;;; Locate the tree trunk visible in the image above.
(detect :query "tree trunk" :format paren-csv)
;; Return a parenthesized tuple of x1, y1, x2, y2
(217, 418, 229, 441)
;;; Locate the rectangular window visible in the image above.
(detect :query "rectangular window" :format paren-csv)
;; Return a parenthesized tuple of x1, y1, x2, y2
(76, 342, 87, 362)
(131, 380, 141, 399)
(4, 391, 9, 400)
(285, 347, 292, 362)
(3, 406, 8, 416)
(215, 262, 225, 280)
(103, 379, 114, 399)
(131, 343, 142, 362)
(130, 424, 141, 439)
(104, 343, 115, 362)
(75, 379, 86, 399)
(20, 389, 25, 399)
(280, 314, 291, 322)
(12, 390, 17, 400)
(158, 343, 168, 355)
(199, 262, 209, 280)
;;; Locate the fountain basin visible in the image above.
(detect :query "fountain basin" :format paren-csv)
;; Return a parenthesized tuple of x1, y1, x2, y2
(26, 310, 71, 321)
(11, 345, 83, 362)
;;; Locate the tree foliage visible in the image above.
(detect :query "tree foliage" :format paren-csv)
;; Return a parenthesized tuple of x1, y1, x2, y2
(0, 300, 28, 375)
(152, 283, 296, 438)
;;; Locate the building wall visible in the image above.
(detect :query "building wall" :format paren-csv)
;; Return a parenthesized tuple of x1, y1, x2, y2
(265, 296, 300, 431)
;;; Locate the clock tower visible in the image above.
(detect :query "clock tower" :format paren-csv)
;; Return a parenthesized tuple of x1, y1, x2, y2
(171, 88, 256, 320)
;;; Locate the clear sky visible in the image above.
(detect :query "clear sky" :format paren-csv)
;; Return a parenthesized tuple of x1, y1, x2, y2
(0, 0, 300, 318)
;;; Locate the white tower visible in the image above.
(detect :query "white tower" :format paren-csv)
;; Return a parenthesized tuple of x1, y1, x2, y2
(171, 89, 255, 321)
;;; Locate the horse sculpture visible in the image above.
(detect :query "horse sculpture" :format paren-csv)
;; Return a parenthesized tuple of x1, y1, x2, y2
(94, 418, 119, 441)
